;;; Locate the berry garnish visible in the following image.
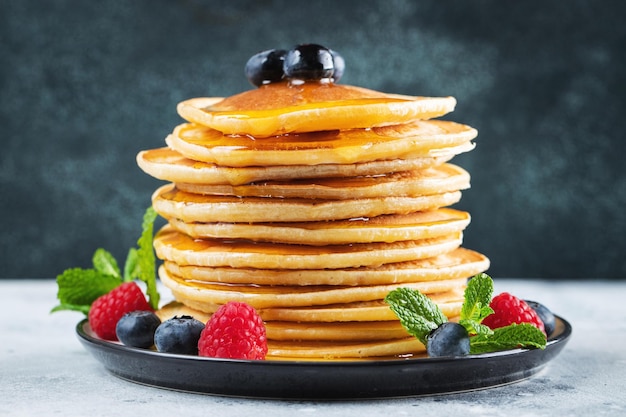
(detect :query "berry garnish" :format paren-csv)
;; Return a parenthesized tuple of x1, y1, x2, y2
(427, 322, 470, 357)
(154, 315, 205, 355)
(244, 44, 345, 87)
(52, 206, 160, 343)
(385, 274, 547, 356)
(283, 44, 335, 81)
(525, 300, 556, 336)
(88, 282, 153, 341)
(115, 310, 161, 348)
(245, 49, 287, 87)
(329, 49, 345, 82)
(198, 301, 268, 360)
(482, 292, 546, 335)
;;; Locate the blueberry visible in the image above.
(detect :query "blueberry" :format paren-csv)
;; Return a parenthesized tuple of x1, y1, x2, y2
(115, 311, 161, 349)
(329, 49, 345, 82)
(245, 49, 287, 87)
(525, 300, 556, 336)
(426, 322, 470, 357)
(154, 315, 205, 355)
(283, 44, 335, 81)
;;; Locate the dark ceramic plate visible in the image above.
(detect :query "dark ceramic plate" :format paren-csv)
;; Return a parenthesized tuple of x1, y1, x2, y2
(76, 316, 571, 399)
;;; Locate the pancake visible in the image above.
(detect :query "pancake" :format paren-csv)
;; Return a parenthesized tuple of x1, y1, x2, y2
(159, 265, 467, 309)
(258, 298, 462, 323)
(175, 163, 470, 200)
(162, 247, 489, 286)
(137, 147, 457, 186)
(165, 208, 470, 245)
(266, 337, 426, 359)
(161, 293, 463, 322)
(152, 184, 463, 223)
(154, 225, 462, 270)
(265, 321, 410, 341)
(177, 82, 456, 137)
(166, 119, 476, 167)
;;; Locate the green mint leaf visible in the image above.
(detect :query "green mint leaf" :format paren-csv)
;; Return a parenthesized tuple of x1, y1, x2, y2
(52, 268, 122, 315)
(461, 273, 494, 324)
(92, 248, 121, 279)
(469, 323, 547, 354)
(459, 318, 493, 338)
(50, 302, 91, 315)
(385, 287, 447, 345)
(135, 206, 159, 309)
(123, 248, 138, 282)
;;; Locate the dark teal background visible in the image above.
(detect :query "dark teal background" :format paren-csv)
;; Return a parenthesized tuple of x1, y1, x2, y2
(2, 1, 624, 279)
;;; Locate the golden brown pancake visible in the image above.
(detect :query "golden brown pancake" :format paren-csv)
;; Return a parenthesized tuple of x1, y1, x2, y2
(175, 163, 470, 200)
(165, 208, 470, 245)
(161, 247, 489, 286)
(177, 82, 456, 137)
(152, 184, 463, 223)
(154, 225, 462, 270)
(165, 119, 476, 167)
(162, 294, 463, 323)
(137, 147, 457, 186)
(158, 265, 467, 309)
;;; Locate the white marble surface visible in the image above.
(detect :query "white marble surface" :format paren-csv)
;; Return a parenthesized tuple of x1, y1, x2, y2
(2, 279, 625, 417)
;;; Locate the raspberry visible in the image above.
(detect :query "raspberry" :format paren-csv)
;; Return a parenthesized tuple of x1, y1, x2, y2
(482, 292, 546, 335)
(88, 282, 153, 341)
(198, 301, 268, 360)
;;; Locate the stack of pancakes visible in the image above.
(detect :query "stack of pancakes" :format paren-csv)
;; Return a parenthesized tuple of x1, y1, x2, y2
(137, 81, 489, 359)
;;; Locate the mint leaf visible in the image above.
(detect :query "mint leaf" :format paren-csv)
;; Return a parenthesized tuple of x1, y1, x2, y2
(52, 268, 121, 314)
(385, 287, 447, 345)
(123, 248, 138, 282)
(135, 207, 159, 309)
(92, 248, 121, 279)
(50, 302, 91, 315)
(461, 273, 494, 323)
(469, 323, 547, 354)
(459, 273, 495, 336)
(459, 318, 493, 338)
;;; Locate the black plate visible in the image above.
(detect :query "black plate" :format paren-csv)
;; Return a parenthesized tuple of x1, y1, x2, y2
(76, 316, 571, 399)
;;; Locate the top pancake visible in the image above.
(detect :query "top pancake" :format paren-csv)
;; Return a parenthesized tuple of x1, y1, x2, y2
(177, 82, 456, 137)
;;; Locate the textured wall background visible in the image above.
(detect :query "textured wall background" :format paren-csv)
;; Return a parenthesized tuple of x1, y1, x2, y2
(1, 0, 624, 279)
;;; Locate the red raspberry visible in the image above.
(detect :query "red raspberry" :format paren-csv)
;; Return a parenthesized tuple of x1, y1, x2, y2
(198, 301, 268, 360)
(483, 292, 546, 335)
(88, 282, 153, 341)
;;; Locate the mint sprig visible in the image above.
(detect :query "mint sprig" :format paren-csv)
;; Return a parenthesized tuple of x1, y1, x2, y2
(52, 206, 160, 314)
(459, 273, 495, 338)
(385, 273, 547, 355)
(469, 323, 547, 354)
(385, 287, 448, 345)
(135, 207, 159, 309)
(51, 268, 122, 314)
